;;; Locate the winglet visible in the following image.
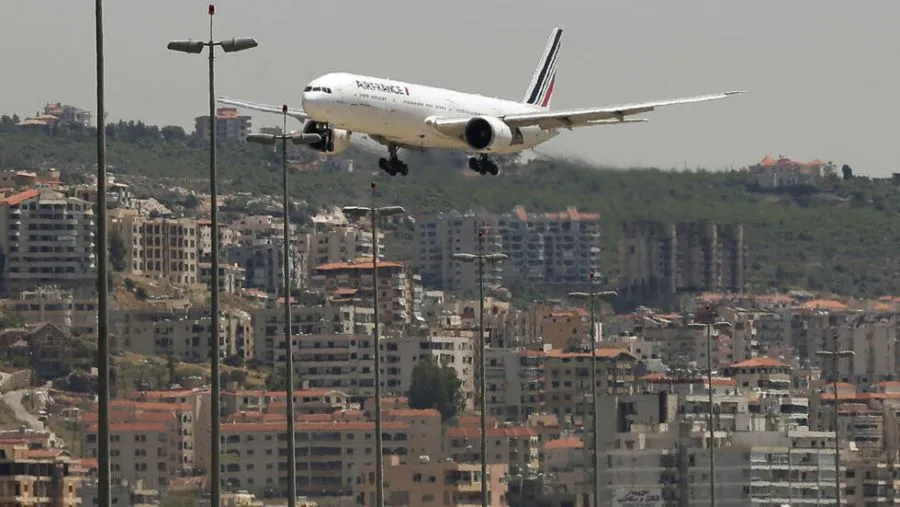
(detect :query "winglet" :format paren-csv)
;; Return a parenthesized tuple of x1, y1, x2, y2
(724, 90, 748, 96)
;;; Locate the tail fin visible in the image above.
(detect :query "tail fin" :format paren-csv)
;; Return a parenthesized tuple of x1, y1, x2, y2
(523, 27, 563, 108)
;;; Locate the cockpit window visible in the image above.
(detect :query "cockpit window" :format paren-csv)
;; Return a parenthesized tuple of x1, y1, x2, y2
(303, 86, 332, 94)
(303, 86, 312, 92)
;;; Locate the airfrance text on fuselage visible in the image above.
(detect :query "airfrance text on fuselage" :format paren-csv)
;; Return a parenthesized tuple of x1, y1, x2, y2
(356, 80, 409, 95)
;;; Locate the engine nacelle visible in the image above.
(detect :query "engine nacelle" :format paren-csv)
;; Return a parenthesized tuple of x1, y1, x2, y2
(463, 116, 514, 152)
(302, 121, 351, 156)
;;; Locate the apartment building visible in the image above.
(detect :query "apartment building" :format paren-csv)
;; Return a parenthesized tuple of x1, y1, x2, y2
(413, 210, 503, 293)
(596, 427, 842, 506)
(221, 388, 352, 418)
(542, 348, 637, 422)
(538, 308, 593, 351)
(194, 107, 251, 142)
(310, 257, 422, 327)
(0, 188, 96, 297)
(383, 331, 476, 403)
(82, 399, 197, 474)
(124, 389, 212, 473)
(444, 425, 540, 473)
(498, 205, 602, 290)
(251, 305, 374, 367)
(790, 308, 898, 383)
(111, 307, 253, 363)
(619, 220, 745, 300)
(3, 286, 97, 336)
(83, 419, 180, 490)
(484, 348, 543, 422)
(217, 414, 442, 499)
(358, 455, 509, 507)
(232, 215, 292, 241)
(0, 441, 81, 506)
(225, 236, 304, 295)
(297, 226, 384, 273)
(115, 215, 200, 285)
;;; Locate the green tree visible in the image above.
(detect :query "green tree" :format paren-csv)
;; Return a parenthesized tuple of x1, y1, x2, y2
(109, 229, 126, 271)
(408, 356, 463, 421)
(265, 367, 302, 391)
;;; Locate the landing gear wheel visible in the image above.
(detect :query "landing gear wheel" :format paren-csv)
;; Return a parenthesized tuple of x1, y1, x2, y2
(468, 156, 499, 175)
(378, 145, 408, 176)
(379, 157, 408, 176)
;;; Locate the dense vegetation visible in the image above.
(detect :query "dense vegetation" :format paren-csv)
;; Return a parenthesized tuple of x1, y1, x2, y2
(2, 117, 899, 297)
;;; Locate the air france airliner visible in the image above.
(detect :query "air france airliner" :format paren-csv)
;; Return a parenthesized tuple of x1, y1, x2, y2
(220, 28, 744, 176)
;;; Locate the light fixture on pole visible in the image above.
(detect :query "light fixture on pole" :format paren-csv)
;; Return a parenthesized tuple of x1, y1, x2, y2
(568, 275, 617, 507)
(688, 315, 733, 507)
(451, 229, 508, 507)
(816, 338, 855, 507)
(246, 107, 320, 506)
(94, 1, 111, 506)
(166, 6, 257, 504)
(342, 188, 406, 507)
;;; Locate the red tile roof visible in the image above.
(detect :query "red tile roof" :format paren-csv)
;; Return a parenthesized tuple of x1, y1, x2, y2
(2, 189, 39, 206)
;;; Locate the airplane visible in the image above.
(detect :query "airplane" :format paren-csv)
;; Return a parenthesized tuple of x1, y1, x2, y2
(219, 27, 745, 177)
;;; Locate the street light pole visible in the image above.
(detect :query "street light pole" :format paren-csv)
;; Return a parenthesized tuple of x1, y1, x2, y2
(688, 315, 733, 507)
(167, 8, 257, 504)
(93, 1, 111, 506)
(342, 190, 406, 507)
(816, 338, 855, 507)
(568, 278, 617, 507)
(451, 231, 508, 507)
(246, 110, 321, 506)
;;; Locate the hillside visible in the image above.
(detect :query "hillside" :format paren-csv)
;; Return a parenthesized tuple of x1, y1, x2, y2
(1, 119, 899, 297)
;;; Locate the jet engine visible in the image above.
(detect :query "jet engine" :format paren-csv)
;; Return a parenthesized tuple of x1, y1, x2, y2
(463, 116, 514, 151)
(303, 121, 350, 155)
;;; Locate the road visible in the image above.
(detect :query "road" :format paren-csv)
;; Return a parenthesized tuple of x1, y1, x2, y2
(2, 389, 45, 430)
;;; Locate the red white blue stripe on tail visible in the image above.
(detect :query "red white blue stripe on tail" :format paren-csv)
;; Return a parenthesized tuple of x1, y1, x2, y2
(523, 28, 563, 109)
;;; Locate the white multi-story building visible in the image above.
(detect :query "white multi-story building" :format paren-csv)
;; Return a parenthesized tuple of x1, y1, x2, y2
(0, 188, 95, 297)
(414, 210, 503, 293)
(114, 215, 199, 285)
(194, 107, 251, 142)
(225, 236, 304, 296)
(599, 426, 842, 506)
(297, 226, 385, 272)
(383, 332, 476, 406)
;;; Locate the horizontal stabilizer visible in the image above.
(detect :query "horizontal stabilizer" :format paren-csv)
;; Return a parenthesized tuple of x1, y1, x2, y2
(218, 96, 309, 121)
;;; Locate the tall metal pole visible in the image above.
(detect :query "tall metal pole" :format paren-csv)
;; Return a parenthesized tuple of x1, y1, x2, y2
(831, 343, 842, 507)
(281, 107, 297, 507)
(816, 339, 852, 506)
(94, 1, 111, 506)
(371, 181, 385, 507)
(207, 6, 223, 505)
(477, 227, 488, 507)
(706, 323, 715, 507)
(588, 273, 600, 507)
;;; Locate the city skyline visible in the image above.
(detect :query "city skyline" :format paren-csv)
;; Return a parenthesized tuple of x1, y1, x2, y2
(3, 1, 900, 175)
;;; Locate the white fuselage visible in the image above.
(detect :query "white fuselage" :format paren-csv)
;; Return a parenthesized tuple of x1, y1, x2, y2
(300, 72, 559, 154)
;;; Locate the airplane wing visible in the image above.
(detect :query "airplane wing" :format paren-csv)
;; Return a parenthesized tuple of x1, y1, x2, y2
(501, 90, 746, 130)
(217, 96, 309, 122)
(425, 90, 745, 137)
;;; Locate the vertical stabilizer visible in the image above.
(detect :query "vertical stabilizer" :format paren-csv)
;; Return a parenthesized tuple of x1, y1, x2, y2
(523, 27, 563, 108)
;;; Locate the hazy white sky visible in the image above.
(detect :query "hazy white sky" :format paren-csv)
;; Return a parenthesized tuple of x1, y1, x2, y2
(3, 1, 899, 175)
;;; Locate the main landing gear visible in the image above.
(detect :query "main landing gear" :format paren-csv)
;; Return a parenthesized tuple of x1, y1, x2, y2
(468, 155, 499, 175)
(378, 145, 408, 176)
